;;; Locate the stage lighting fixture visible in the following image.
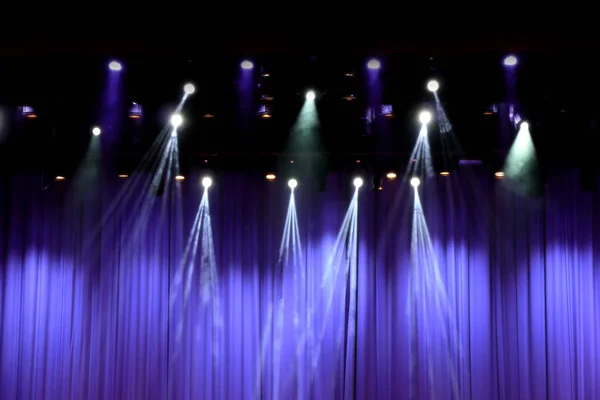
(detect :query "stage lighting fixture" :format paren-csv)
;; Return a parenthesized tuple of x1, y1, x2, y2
(288, 178, 298, 189)
(503, 55, 518, 66)
(21, 106, 37, 119)
(353, 177, 363, 188)
(175, 175, 185, 181)
(410, 177, 420, 187)
(241, 60, 254, 70)
(305, 90, 316, 101)
(257, 104, 272, 119)
(170, 114, 183, 128)
(202, 113, 215, 119)
(427, 80, 439, 92)
(520, 121, 529, 130)
(202, 177, 212, 188)
(55, 176, 66, 181)
(494, 172, 505, 179)
(129, 102, 143, 119)
(266, 174, 276, 181)
(380, 104, 393, 117)
(108, 61, 122, 71)
(440, 171, 450, 176)
(183, 83, 195, 95)
(92, 126, 101, 136)
(419, 111, 432, 124)
(386, 172, 397, 180)
(118, 174, 129, 178)
(367, 58, 380, 69)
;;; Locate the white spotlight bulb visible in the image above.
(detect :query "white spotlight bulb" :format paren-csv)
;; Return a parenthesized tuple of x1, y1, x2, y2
(520, 121, 529, 131)
(353, 177, 363, 188)
(305, 90, 316, 101)
(410, 177, 420, 187)
(419, 111, 432, 124)
(108, 61, 122, 71)
(202, 177, 212, 188)
(92, 126, 101, 136)
(288, 178, 298, 189)
(183, 83, 195, 95)
(427, 80, 439, 92)
(170, 114, 183, 128)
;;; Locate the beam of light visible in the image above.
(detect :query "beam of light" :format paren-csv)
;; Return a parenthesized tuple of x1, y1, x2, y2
(309, 189, 359, 396)
(504, 121, 540, 195)
(269, 189, 306, 399)
(409, 188, 460, 400)
(169, 187, 222, 396)
(289, 92, 320, 152)
(405, 124, 434, 180)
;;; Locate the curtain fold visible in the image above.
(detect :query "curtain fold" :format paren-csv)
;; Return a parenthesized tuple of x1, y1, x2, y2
(1, 171, 600, 399)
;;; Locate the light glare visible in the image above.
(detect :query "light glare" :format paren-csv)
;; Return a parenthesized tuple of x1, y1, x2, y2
(170, 114, 183, 128)
(241, 60, 254, 70)
(410, 177, 420, 187)
(504, 55, 518, 66)
(367, 58, 381, 69)
(202, 177, 212, 188)
(92, 126, 101, 136)
(427, 80, 439, 92)
(266, 174, 276, 181)
(305, 90, 316, 101)
(419, 111, 432, 124)
(183, 83, 195, 95)
(108, 61, 122, 71)
(520, 121, 529, 131)
(353, 177, 363, 188)
(288, 178, 298, 189)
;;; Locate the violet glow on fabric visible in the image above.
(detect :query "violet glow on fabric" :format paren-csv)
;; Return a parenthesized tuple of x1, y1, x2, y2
(1, 170, 600, 399)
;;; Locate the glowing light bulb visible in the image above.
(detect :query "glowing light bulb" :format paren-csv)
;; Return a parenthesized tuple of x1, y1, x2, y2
(170, 114, 182, 128)
(419, 111, 432, 124)
(288, 178, 298, 189)
(183, 83, 195, 95)
(305, 90, 315, 101)
(353, 177, 363, 188)
(92, 126, 101, 136)
(427, 80, 439, 92)
(410, 177, 420, 187)
(202, 177, 212, 188)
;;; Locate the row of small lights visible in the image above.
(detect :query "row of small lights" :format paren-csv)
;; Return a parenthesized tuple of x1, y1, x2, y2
(53, 171, 505, 183)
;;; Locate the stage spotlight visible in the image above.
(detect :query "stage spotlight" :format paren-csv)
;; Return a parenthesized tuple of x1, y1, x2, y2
(175, 175, 185, 181)
(202, 177, 212, 188)
(241, 60, 254, 70)
(427, 80, 439, 92)
(520, 121, 529, 130)
(288, 178, 298, 189)
(386, 172, 397, 180)
(353, 177, 363, 188)
(494, 171, 505, 179)
(305, 90, 316, 101)
(55, 176, 66, 181)
(419, 110, 432, 124)
(170, 114, 182, 128)
(503, 55, 518, 66)
(440, 171, 450, 176)
(108, 61, 122, 71)
(92, 126, 101, 136)
(21, 106, 37, 119)
(118, 174, 128, 178)
(129, 102, 143, 119)
(183, 83, 195, 95)
(266, 174, 276, 181)
(367, 58, 380, 69)
(410, 177, 420, 187)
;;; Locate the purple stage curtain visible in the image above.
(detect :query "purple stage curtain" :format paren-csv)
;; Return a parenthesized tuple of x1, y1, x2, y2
(1, 170, 600, 399)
